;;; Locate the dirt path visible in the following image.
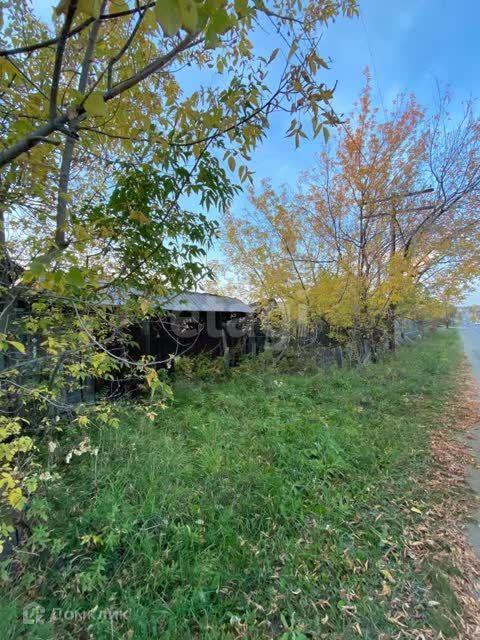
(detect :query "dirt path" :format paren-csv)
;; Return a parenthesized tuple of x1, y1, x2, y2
(459, 326, 480, 558)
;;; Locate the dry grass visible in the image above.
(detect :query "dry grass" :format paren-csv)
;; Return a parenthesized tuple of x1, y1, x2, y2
(404, 360, 480, 639)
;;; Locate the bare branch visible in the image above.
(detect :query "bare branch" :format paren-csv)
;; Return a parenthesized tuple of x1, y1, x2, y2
(55, 0, 107, 251)
(107, 8, 146, 92)
(50, 0, 79, 120)
(105, 32, 200, 100)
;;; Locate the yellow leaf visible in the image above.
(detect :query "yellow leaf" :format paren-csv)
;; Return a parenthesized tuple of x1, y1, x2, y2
(110, 0, 129, 10)
(0, 57, 17, 81)
(80, 534, 102, 547)
(77, 0, 102, 17)
(74, 225, 90, 242)
(54, 0, 69, 15)
(0, 472, 15, 489)
(139, 298, 152, 315)
(129, 210, 151, 225)
(7, 340, 25, 354)
(228, 156, 236, 172)
(8, 487, 26, 510)
(410, 506, 422, 514)
(145, 367, 158, 388)
(83, 91, 107, 117)
(380, 568, 396, 584)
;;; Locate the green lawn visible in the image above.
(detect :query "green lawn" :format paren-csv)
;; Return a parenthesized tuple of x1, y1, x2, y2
(1, 331, 465, 638)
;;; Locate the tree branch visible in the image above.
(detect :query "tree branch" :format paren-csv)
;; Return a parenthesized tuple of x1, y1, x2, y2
(55, 0, 107, 251)
(49, 0, 78, 121)
(107, 9, 146, 91)
(0, 33, 201, 170)
(0, 115, 70, 168)
(105, 32, 200, 100)
(0, 2, 156, 57)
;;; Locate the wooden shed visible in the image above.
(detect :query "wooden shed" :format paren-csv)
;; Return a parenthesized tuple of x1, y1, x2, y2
(132, 291, 254, 366)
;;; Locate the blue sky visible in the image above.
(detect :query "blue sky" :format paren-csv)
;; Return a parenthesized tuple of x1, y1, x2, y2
(35, 0, 480, 301)
(254, 0, 480, 182)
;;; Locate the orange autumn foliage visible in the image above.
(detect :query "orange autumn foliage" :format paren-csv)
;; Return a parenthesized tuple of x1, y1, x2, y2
(224, 73, 480, 339)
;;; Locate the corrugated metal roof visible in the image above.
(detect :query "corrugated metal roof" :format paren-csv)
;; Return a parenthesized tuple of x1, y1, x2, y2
(156, 292, 253, 313)
(100, 288, 253, 314)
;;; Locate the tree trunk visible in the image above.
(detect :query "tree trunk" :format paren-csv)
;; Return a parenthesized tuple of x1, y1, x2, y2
(387, 303, 396, 351)
(54, 1, 106, 250)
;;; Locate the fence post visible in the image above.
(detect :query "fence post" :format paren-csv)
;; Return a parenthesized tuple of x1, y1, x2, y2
(335, 346, 343, 368)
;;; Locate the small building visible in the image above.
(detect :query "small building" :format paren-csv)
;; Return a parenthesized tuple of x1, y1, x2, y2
(1, 286, 255, 403)
(132, 291, 255, 365)
(96, 291, 256, 398)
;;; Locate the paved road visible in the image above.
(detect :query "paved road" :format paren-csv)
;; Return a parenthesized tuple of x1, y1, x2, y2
(459, 326, 480, 558)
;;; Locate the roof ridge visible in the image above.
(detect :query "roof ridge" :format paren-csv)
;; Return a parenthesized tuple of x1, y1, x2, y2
(176, 291, 242, 302)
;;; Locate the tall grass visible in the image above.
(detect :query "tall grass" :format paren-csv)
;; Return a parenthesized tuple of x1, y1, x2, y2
(1, 331, 463, 638)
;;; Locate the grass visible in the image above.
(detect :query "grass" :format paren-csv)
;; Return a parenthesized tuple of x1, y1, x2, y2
(0, 331, 464, 638)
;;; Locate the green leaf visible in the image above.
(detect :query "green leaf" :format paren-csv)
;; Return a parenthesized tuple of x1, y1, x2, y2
(234, 0, 248, 18)
(7, 340, 25, 354)
(323, 126, 330, 144)
(154, 0, 182, 36)
(67, 267, 84, 288)
(205, 22, 220, 48)
(268, 47, 280, 64)
(228, 156, 236, 172)
(210, 8, 231, 34)
(28, 259, 46, 276)
(179, 0, 198, 33)
(83, 91, 107, 117)
(287, 40, 298, 61)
